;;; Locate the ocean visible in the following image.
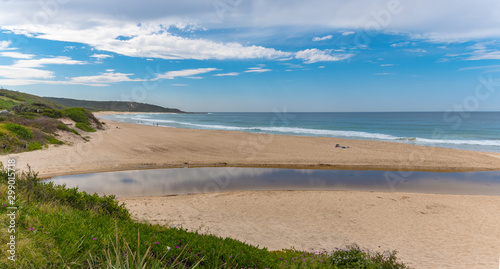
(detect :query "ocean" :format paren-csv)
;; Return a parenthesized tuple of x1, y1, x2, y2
(98, 112, 500, 153)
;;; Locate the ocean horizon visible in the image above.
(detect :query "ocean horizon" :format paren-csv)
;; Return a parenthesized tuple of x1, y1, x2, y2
(99, 111, 500, 153)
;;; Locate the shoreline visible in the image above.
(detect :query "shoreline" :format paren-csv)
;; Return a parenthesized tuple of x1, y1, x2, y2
(1, 116, 499, 178)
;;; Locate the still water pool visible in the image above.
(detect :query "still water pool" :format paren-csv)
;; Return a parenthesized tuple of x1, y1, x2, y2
(47, 168, 500, 198)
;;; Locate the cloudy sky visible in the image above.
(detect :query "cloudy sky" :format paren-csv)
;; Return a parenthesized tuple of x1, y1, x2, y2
(0, 0, 499, 112)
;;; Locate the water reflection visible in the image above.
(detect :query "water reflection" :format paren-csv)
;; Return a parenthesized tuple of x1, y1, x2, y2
(47, 168, 500, 198)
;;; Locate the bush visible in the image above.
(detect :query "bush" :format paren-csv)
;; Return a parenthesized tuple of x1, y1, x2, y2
(42, 108, 64, 118)
(57, 123, 70, 131)
(75, 122, 96, 132)
(27, 141, 42, 151)
(46, 136, 63, 145)
(70, 128, 80, 136)
(4, 123, 33, 140)
(65, 108, 89, 123)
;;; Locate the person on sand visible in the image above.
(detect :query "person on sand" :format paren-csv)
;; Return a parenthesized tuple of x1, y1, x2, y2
(335, 144, 350, 149)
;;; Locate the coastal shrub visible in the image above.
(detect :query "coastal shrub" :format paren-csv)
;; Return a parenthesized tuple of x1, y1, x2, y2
(57, 123, 70, 131)
(46, 136, 63, 145)
(70, 128, 80, 136)
(75, 122, 96, 132)
(30, 116, 59, 133)
(4, 123, 33, 140)
(42, 108, 64, 118)
(0, 132, 22, 152)
(65, 107, 89, 123)
(27, 141, 42, 151)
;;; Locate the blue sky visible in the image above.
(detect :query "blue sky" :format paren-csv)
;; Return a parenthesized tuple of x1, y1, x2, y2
(0, 0, 500, 112)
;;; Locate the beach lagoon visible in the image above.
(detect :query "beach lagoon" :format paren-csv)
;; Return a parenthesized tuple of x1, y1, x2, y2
(47, 167, 500, 198)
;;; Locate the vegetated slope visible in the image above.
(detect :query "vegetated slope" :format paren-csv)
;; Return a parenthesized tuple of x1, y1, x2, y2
(45, 97, 184, 113)
(0, 88, 103, 153)
(0, 89, 65, 110)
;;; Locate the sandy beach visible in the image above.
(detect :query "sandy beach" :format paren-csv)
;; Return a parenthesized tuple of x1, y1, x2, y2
(1, 113, 499, 178)
(120, 190, 500, 269)
(2, 113, 500, 268)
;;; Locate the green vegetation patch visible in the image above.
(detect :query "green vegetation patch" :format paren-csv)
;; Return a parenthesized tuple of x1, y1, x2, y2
(75, 122, 96, 132)
(27, 141, 42, 151)
(46, 136, 64, 145)
(4, 123, 33, 140)
(65, 107, 89, 123)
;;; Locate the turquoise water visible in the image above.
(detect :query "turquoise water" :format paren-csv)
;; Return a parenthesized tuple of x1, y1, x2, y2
(98, 112, 500, 153)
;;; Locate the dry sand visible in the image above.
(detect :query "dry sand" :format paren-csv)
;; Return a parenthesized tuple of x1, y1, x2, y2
(1, 113, 499, 178)
(120, 190, 500, 269)
(2, 113, 500, 268)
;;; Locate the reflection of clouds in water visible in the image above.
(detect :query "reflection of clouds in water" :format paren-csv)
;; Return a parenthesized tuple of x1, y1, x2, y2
(49, 168, 281, 197)
(47, 168, 500, 198)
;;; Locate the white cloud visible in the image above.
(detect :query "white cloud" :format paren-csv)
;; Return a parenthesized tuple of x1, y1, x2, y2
(0, 55, 86, 82)
(463, 42, 500, 60)
(14, 56, 86, 68)
(390, 42, 410, 47)
(312, 35, 332, 41)
(0, 66, 53, 79)
(158, 68, 219, 79)
(244, 66, 272, 73)
(404, 48, 427, 54)
(0, 41, 12, 50)
(380, 64, 395, 67)
(214, 72, 239, 76)
(0, 51, 35, 59)
(459, 65, 500, 71)
(341, 31, 355, 36)
(68, 72, 141, 86)
(90, 54, 113, 61)
(318, 66, 325, 68)
(295, 49, 354, 64)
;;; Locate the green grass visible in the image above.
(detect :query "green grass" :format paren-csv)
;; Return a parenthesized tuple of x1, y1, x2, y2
(75, 122, 97, 132)
(27, 142, 42, 151)
(0, 164, 410, 269)
(46, 136, 64, 145)
(0, 97, 19, 109)
(4, 123, 33, 140)
(65, 107, 90, 124)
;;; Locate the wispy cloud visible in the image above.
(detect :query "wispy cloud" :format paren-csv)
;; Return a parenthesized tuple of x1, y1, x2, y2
(341, 31, 355, 36)
(69, 72, 141, 86)
(245, 66, 272, 73)
(158, 68, 219, 79)
(214, 72, 239, 76)
(390, 42, 410, 47)
(14, 56, 86, 68)
(90, 54, 113, 61)
(459, 65, 500, 71)
(404, 48, 427, 54)
(0, 66, 54, 79)
(380, 64, 395, 67)
(312, 35, 332, 42)
(172, 84, 188, 86)
(0, 51, 35, 59)
(295, 49, 354, 64)
(0, 41, 11, 50)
